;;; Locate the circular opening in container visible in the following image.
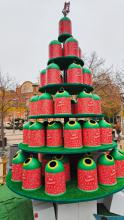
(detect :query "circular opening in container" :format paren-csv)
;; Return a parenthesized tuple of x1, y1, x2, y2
(55, 155, 63, 160)
(49, 121, 55, 126)
(24, 158, 31, 164)
(90, 120, 96, 124)
(84, 158, 92, 165)
(49, 161, 57, 168)
(13, 153, 18, 158)
(68, 121, 76, 125)
(106, 155, 113, 161)
(59, 87, 64, 93)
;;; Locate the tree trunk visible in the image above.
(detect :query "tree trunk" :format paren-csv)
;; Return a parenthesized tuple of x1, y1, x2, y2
(1, 113, 5, 152)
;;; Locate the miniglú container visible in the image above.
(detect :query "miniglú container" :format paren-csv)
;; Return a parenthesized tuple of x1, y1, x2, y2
(46, 121, 63, 148)
(99, 119, 112, 145)
(67, 63, 82, 84)
(97, 153, 116, 186)
(49, 40, 62, 59)
(82, 68, 92, 86)
(45, 160, 66, 195)
(22, 157, 42, 190)
(40, 69, 47, 87)
(54, 90, 71, 114)
(28, 122, 45, 147)
(64, 120, 82, 149)
(77, 91, 94, 114)
(47, 63, 62, 84)
(111, 148, 124, 178)
(63, 37, 79, 57)
(37, 93, 54, 115)
(83, 120, 101, 147)
(78, 157, 98, 191)
(12, 150, 26, 182)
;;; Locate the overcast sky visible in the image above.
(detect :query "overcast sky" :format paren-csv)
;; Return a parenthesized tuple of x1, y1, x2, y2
(0, 0, 124, 84)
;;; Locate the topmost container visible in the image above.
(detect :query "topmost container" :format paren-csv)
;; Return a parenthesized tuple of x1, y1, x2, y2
(58, 16, 72, 42)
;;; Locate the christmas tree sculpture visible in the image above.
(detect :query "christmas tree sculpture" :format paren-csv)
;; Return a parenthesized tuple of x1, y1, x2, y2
(6, 2, 124, 204)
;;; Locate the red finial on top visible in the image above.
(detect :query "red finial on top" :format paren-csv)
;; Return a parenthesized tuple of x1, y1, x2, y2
(62, 2, 70, 16)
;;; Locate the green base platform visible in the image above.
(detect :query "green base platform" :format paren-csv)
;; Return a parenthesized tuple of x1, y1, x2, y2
(47, 56, 84, 70)
(28, 113, 104, 119)
(39, 83, 93, 95)
(6, 171, 124, 204)
(58, 33, 72, 42)
(18, 142, 117, 155)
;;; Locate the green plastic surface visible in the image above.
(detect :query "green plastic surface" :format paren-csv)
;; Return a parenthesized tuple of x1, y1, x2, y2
(99, 119, 112, 128)
(47, 56, 84, 70)
(64, 120, 81, 130)
(38, 93, 53, 100)
(40, 69, 46, 74)
(12, 150, 26, 164)
(29, 121, 44, 130)
(6, 171, 124, 203)
(49, 40, 61, 45)
(28, 113, 104, 119)
(65, 37, 78, 43)
(77, 91, 92, 98)
(59, 16, 71, 21)
(39, 83, 93, 95)
(82, 68, 92, 74)
(18, 142, 117, 155)
(68, 63, 81, 69)
(47, 63, 60, 70)
(23, 157, 41, 170)
(45, 160, 64, 173)
(83, 120, 99, 129)
(54, 90, 71, 98)
(47, 121, 62, 129)
(78, 157, 96, 170)
(98, 154, 115, 166)
(111, 148, 124, 160)
(58, 33, 72, 42)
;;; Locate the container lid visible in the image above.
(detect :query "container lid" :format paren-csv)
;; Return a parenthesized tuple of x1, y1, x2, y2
(45, 160, 64, 173)
(99, 119, 112, 128)
(77, 91, 92, 98)
(68, 63, 81, 69)
(54, 90, 71, 98)
(38, 93, 53, 100)
(47, 63, 60, 70)
(23, 121, 33, 129)
(98, 154, 115, 165)
(40, 69, 46, 74)
(92, 94, 101, 100)
(47, 121, 62, 130)
(29, 121, 44, 130)
(111, 148, 124, 160)
(30, 95, 39, 102)
(65, 37, 78, 43)
(82, 68, 92, 74)
(12, 150, 25, 164)
(53, 155, 69, 163)
(64, 120, 81, 130)
(49, 40, 61, 45)
(78, 157, 96, 170)
(23, 157, 41, 170)
(60, 16, 71, 22)
(83, 120, 99, 129)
